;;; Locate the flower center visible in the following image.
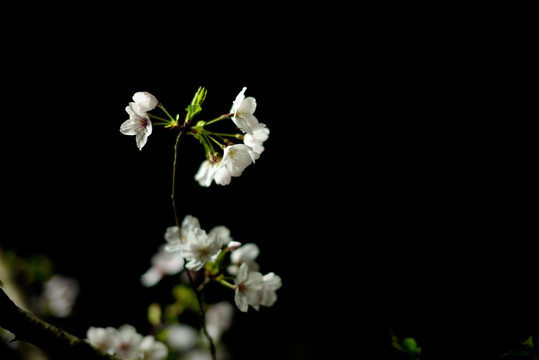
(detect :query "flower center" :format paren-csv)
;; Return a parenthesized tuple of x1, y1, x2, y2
(228, 148, 238, 159)
(198, 246, 209, 257)
(138, 117, 149, 128)
(237, 282, 247, 293)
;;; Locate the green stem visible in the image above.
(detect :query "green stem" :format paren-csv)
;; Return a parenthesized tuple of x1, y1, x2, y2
(171, 128, 185, 232)
(218, 278, 236, 290)
(202, 113, 234, 126)
(206, 134, 225, 149)
(148, 113, 171, 123)
(158, 104, 177, 123)
(205, 131, 241, 138)
(184, 268, 217, 360)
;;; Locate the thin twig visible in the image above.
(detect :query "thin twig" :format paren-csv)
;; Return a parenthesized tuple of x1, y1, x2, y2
(170, 126, 217, 360)
(185, 269, 217, 360)
(171, 127, 185, 231)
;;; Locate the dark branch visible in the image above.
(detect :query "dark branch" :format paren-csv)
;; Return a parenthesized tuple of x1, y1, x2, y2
(0, 288, 122, 360)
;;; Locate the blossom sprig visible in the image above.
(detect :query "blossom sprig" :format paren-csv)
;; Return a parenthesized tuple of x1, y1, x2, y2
(120, 87, 269, 186)
(142, 214, 281, 313)
(86, 324, 168, 360)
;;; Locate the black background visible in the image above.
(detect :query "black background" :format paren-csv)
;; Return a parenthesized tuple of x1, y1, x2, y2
(1, 4, 536, 360)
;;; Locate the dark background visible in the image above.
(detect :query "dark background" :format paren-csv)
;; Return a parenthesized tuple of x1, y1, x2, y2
(1, 5, 536, 360)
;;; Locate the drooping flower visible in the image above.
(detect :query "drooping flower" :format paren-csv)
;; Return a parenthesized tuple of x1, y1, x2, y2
(234, 263, 264, 312)
(231, 87, 263, 134)
(120, 92, 158, 150)
(195, 144, 258, 187)
(194, 159, 219, 187)
(182, 228, 221, 271)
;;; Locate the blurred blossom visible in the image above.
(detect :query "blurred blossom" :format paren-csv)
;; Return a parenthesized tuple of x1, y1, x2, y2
(205, 301, 234, 342)
(115, 324, 143, 359)
(139, 335, 168, 360)
(165, 324, 198, 351)
(86, 324, 167, 360)
(141, 245, 184, 287)
(86, 326, 120, 355)
(261, 272, 282, 307)
(40, 275, 79, 318)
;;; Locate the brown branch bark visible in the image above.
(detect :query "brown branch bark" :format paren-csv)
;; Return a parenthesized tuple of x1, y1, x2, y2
(0, 288, 122, 360)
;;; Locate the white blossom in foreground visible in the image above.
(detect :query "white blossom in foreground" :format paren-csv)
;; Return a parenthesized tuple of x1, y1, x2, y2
(86, 324, 167, 360)
(230, 87, 262, 134)
(115, 324, 143, 359)
(120, 92, 158, 150)
(182, 228, 221, 271)
(139, 335, 168, 360)
(234, 263, 264, 312)
(86, 326, 119, 355)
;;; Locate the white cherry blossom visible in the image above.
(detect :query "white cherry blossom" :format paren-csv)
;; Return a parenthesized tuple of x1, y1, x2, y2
(228, 243, 260, 275)
(244, 126, 270, 155)
(165, 215, 201, 251)
(194, 160, 219, 187)
(234, 263, 264, 312)
(86, 326, 119, 355)
(141, 245, 184, 287)
(139, 335, 168, 360)
(182, 228, 221, 271)
(261, 272, 282, 307)
(221, 144, 257, 177)
(230, 87, 263, 134)
(120, 102, 153, 150)
(120, 92, 158, 150)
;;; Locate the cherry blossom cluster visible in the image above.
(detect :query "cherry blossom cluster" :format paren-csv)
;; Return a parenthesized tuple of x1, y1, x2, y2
(119, 87, 270, 186)
(86, 324, 167, 360)
(141, 214, 282, 313)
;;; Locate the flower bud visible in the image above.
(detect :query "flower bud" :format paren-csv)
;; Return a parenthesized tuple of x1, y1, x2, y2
(190, 86, 207, 107)
(133, 92, 158, 112)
